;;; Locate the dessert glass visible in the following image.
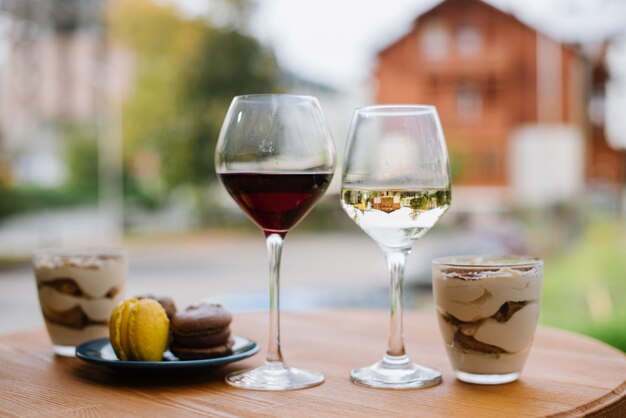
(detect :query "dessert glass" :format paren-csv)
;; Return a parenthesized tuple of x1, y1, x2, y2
(33, 248, 127, 357)
(432, 256, 543, 384)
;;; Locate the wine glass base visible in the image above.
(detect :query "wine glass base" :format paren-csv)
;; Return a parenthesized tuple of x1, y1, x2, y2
(350, 355, 442, 389)
(226, 363, 325, 391)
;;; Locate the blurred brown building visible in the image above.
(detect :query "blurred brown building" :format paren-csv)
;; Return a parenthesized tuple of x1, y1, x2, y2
(375, 0, 622, 189)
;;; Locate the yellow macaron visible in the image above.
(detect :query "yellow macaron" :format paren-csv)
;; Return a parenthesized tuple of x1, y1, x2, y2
(110, 298, 170, 361)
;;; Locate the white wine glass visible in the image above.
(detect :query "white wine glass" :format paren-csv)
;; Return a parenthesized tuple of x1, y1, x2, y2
(215, 94, 336, 390)
(340, 105, 451, 389)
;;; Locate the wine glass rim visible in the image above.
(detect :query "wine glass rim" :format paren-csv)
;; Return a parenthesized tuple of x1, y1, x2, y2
(233, 94, 318, 103)
(355, 104, 436, 116)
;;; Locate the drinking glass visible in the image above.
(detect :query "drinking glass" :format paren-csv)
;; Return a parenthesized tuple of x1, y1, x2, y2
(33, 248, 127, 357)
(340, 105, 451, 388)
(215, 94, 336, 390)
(432, 256, 543, 384)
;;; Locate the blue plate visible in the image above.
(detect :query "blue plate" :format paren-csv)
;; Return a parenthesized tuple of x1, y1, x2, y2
(76, 336, 259, 370)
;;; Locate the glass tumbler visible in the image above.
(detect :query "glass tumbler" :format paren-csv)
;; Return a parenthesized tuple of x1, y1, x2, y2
(432, 256, 543, 384)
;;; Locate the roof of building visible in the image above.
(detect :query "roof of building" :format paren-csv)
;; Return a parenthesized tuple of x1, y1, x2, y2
(375, 0, 609, 62)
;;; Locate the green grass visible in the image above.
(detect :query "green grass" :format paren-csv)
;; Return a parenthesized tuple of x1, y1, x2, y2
(541, 221, 626, 352)
(0, 255, 29, 269)
(0, 185, 97, 220)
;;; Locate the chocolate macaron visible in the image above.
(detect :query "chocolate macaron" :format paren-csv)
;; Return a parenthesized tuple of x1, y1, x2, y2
(170, 303, 234, 360)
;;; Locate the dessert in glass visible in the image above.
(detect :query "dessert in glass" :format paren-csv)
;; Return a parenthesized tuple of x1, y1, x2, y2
(432, 256, 543, 384)
(33, 248, 127, 357)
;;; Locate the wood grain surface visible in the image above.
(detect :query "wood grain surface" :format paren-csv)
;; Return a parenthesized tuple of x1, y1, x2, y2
(0, 310, 624, 417)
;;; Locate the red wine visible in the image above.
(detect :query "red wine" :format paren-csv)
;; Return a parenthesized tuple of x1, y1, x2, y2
(218, 172, 333, 236)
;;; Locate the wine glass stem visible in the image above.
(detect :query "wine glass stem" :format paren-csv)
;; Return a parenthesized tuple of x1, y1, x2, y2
(385, 249, 408, 358)
(266, 233, 285, 366)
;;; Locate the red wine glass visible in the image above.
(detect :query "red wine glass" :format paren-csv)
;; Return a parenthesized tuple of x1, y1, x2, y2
(215, 94, 336, 390)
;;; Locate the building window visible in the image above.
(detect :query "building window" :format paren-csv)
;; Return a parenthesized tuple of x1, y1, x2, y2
(421, 19, 448, 61)
(456, 83, 482, 121)
(430, 75, 439, 91)
(588, 88, 605, 126)
(486, 75, 498, 108)
(456, 23, 482, 57)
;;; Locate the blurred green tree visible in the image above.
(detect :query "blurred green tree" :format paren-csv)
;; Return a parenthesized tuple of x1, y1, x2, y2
(0, 179, 18, 220)
(0, 126, 100, 220)
(63, 124, 99, 198)
(170, 28, 279, 187)
(107, 0, 279, 211)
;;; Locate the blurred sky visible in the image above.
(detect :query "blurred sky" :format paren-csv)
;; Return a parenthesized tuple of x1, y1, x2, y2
(172, 0, 626, 147)
(174, 0, 626, 88)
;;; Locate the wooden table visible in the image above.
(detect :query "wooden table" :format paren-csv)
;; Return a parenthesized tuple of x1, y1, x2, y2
(1, 310, 624, 417)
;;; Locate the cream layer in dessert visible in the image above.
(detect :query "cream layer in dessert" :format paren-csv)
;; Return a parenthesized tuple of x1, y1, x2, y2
(34, 252, 126, 346)
(433, 263, 542, 375)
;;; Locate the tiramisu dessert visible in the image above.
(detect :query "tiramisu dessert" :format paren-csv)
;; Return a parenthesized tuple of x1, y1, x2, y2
(33, 249, 127, 356)
(432, 256, 543, 384)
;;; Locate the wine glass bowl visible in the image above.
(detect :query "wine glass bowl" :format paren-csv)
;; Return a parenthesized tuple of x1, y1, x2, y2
(215, 94, 335, 390)
(340, 105, 451, 389)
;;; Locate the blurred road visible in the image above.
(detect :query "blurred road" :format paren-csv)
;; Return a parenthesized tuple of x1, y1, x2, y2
(0, 201, 520, 337)
(0, 207, 124, 256)
(0, 231, 439, 335)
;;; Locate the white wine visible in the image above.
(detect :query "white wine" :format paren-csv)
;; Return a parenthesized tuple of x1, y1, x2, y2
(340, 188, 451, 250)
